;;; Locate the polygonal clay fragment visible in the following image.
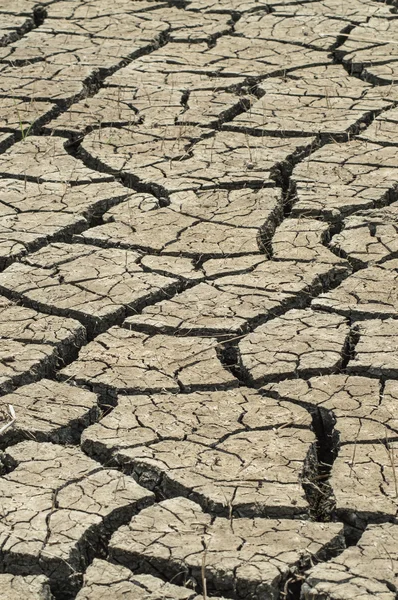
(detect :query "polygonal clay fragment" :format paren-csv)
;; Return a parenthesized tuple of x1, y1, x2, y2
(81, 126, 315, 193)
(201, 254, 266, 278)
(358, 105, 398, 145)
(109, 497, 344, 598)
(0, 298, 85, 394)
(79, 187, 282, 257)
(0, 243, 178, 335)
(82, 387, 313, 516)
(114, 38, 328, 79)
(331, 443, 398, 525)
(185, 0, 268, 13)
(257, 64, 380, 99)
(235, 12, 350, 51)
(272, 218, 345, 264)
(76, 559, 226, 600)
(330, 204, 398, 268)
(264, 375, 398, 444)
(347, 318, 398, 378)
(337, 18, 398, 84)
(0, 63, 93, 103)
(291, 140, 398, 222)
(0, 99, 56, 134)
(0, 178, 130, 224)
(44, 0, 164, 19)
(0, 441, 154, 595)
(4, 18, 168, 68)
(276, 0, 393, 22)
(48, 85, 183, 134)
(0, 136, 114, 184)
(312, 265, 398, 319)
(126, 260, 348, 336)
(150, 7, 233, 42)
(0, 379, 99, 448)
(0, 574, 53, 600)
(225, 62, 390, 139)
(0, 13, 33, 45)
(302, 523, 398, 600)
(239, 308, 350, 384)
(177, 89, 251, 127)
(59, 326, 236, 400)
(226, 92, 387, 138)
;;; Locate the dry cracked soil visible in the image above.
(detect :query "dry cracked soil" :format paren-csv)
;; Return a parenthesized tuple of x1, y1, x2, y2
(0, 0, 397, 599)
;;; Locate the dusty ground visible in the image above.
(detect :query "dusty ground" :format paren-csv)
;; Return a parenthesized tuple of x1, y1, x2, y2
(0, 0, 397, 598)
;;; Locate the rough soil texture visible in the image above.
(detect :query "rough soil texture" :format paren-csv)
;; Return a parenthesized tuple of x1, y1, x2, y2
(0, 0, 397, 599)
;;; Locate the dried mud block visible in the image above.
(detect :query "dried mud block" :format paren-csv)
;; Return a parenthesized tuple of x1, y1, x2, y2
(44, 0, 165, 19)
(105, 64, 244, 92)
(258, 64, 376, 99)
(80, 187, 282, 257)
(0, 574, 53, 600)
(331, 443, 398, 525)
(4, 18, 168, 68)
(138, 254, 268, 283)
(347, 318, 398, 378)
(0, 14, 33, 46)
(0, 179, 130, 268)
(0, 379, 99, 448)
(140, 255, 205, 282)
(337, 18, 398, 84)
(235, 13, 357, 51)
(276, 0, 393, 22)
(0, 243, 178, 335)
(81, 126, 314, 193)
(0, 0, 45, 15)
(0, 178, 130, 222)
(44, 8, 231, 42)
(272, 218, 345, 264)
(226, 74, 389, 138)
(48, 86, 183, 133)
(239, 308, 350, 384)
(0, 99, 56, 134)
(0, 63, 93, 103)
(126, 260, 348, 336)
(302, 523, 398, 600)
(358, 105, 398, 145)
(203, 36, 330, 77)
(265, 375, 398, 444)
(0, 211, 87, 269)
(109, 497, 344, 597)
(313, 265, 398, 319)
(39, 11, 169, 39)
(177, 89, 251, 127)
(77, 559, 225, 600)
(0, 299, 85, 393)
(0, 441, 154, 594)
(331, 204, 398, 268)
(109, 38, 328, 79)
(151, 7, 232, 42)
(201, 254, 266, 277)
(0, 136, 114, 184)
(168, 188, 282, 228)
(185, 0, 268, 13)
(225, 94, 382, 138)
(291, 140, 398, 222)
(82, 387, 313, 515)
(59, 326, 236, 399)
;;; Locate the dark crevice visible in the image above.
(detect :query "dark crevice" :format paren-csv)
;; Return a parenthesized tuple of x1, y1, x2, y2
(341, 322, 360, 371)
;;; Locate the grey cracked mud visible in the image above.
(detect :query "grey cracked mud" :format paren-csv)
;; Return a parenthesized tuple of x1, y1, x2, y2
(0, 0, 398, 598)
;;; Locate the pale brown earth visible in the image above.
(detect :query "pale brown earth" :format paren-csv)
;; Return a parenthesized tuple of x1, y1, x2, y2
(0, 1, 397, 599)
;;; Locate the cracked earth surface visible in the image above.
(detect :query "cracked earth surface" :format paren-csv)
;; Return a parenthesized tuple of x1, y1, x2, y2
(0, 0, 397, 599)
